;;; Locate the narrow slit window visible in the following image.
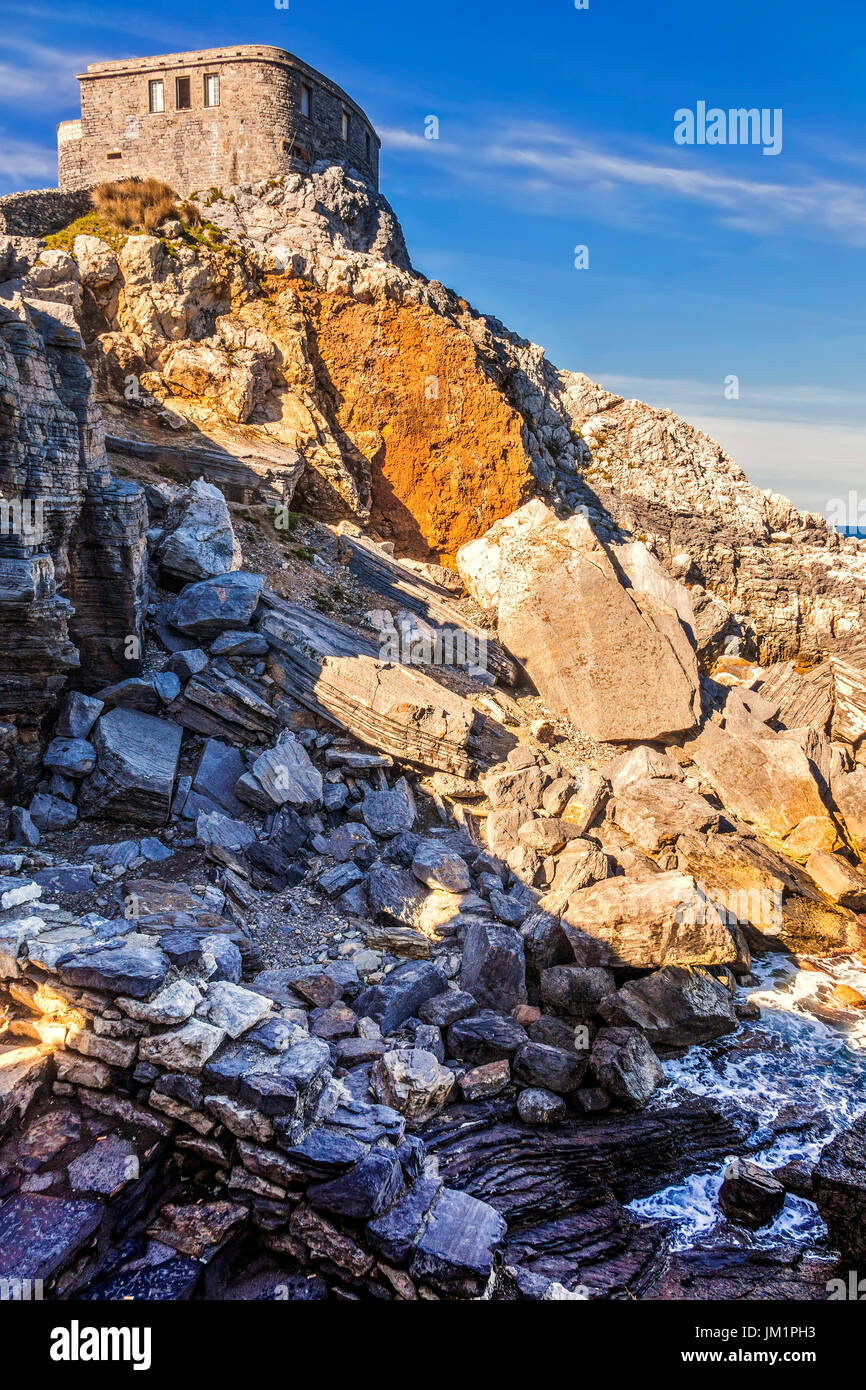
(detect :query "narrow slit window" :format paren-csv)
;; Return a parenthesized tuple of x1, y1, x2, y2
(148, 79, 164, 113)
(341, 110, 350, 141)
(203, 73, 220, 107)
(365, 131, 371, 161)
(175, 76, 191, 110)
(300, 82, 311, 118)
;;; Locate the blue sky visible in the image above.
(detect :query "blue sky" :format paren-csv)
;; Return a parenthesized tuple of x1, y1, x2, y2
(2, 0, 864, 516)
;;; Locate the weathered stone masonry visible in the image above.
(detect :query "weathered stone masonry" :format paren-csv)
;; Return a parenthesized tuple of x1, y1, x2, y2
(58, 44, 381, 196)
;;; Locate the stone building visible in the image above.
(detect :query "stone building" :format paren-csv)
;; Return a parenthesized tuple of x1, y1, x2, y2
(57, 44, 380, 195)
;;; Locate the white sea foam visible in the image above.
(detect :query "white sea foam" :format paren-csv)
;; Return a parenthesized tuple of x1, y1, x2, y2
(628, 951, 866, 1251)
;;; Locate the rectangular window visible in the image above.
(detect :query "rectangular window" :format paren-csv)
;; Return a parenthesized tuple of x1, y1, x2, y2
(341, 110, 350, 141)
(365, 131, 371, 161)
(300, 82, 311, 118)
(148, 79, 164, 113)
(203, 73, 220, 107)
(175, 76, 191, 110)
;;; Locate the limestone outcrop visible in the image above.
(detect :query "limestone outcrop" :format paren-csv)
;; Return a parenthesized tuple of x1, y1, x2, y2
(0, 286, 147, 798)
(458, 502, 701, 743)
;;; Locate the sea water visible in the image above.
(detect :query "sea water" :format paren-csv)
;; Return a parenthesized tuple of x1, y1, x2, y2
(629, 952, 866, 1251)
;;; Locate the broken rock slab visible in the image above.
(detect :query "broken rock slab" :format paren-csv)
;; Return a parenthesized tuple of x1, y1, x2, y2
(238, 731, 323, 813)
(166, 571, 264, 638)
(361, 777, 416, 837)
(599, 965, 738, 1047)
(156, 478, 242, 582)
(831, 765, 866, 860)
(804, 849, 866, 909)
(687, 720, 840, 863)
(0, 1193, 104, 1285)
(371, 1048, 455, 1120)
(460, 920, 527, 1013)
(560, 871, 739, 969)
(78, 706, 182, 827)
(457, 502, 701, 743)
(589, 1027, 664, 1110)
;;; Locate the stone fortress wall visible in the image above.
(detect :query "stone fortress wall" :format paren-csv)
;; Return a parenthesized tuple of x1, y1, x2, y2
(57, 44, 381, 196)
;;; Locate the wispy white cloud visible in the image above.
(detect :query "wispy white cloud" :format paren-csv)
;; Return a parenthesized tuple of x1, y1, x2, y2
(0, 37, 90, 105)
(602, 374, 866, 427)
(0, 136, 57, 183)
(387, 115, 866, 247)
(377, 125, 460, 155)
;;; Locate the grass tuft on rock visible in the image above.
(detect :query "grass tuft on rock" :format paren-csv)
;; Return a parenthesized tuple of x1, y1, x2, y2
(91, 177, 179, 232)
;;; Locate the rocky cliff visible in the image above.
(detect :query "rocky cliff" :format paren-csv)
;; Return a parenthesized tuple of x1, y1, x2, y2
(3, 161, 866, 1301)
(0, 240, 146, 798)
(7, 162, 858, 667)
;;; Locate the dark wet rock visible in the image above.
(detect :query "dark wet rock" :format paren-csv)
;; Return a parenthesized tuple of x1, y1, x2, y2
(57, 942, 170, 999)
(29, 792, 77, 832)
(95, 676, 161, 713)
(0, 1193, 104, 1283)
(33, 863, 93, 895)
(590, 1027, 664, 1110)
(599, 965, 739, 1048)
(55, 691, 103, 739)
(418, 989, 478, 1028)
(644, 1243, 842, 1301)
(68, 1135, 140, 1195)
(246, 841, 304, 891)
(814, 1113, 866, 1260)
(382, 829, 422, 867)
(773, 1158, 816, 1200)
(203, 1039, 279, 1096)
(361, 777, 416, 837)
(354, 961, 447, 1034)
(517, 1087, 567, 1125)
(78, 707, 182, 826)
(319, 862, 364, 897)
(408, 1186, 506, 1296)
(521, 910, 571, 974)
(446, 1010, 528, 1066)
(540, 965, 615, 1018)
(366, 1174, 443, 1263)
(167, 647, 209, 682)
(281, 1128, 367, 1176)
(80, 1254, 201, 1300)
(307, 1148, 404, 1219)
(270, 805, 311, 855)
(528, 1015, 588, 1051)
(182, 737, 246, 818)
(9, 807, 40, 846)
(460, 920, 527, 1013)
(718, 1159, 787, 1229)
(489, 889, 528, 927)
(513, 1041, 587, 1095)
(43, 736, 95, 777)
(165, 571, 264, 638)
(366, 867, 430, 934)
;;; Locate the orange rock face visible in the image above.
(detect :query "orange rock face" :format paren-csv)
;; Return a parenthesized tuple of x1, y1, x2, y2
(295, 288, 536, 562)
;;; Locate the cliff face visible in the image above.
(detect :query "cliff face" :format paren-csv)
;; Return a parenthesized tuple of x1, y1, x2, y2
(293, 286, 535, 560)
(84, 163, 866, 663)
(3, 160, 865, 723)
(0, 251, 147, 797)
